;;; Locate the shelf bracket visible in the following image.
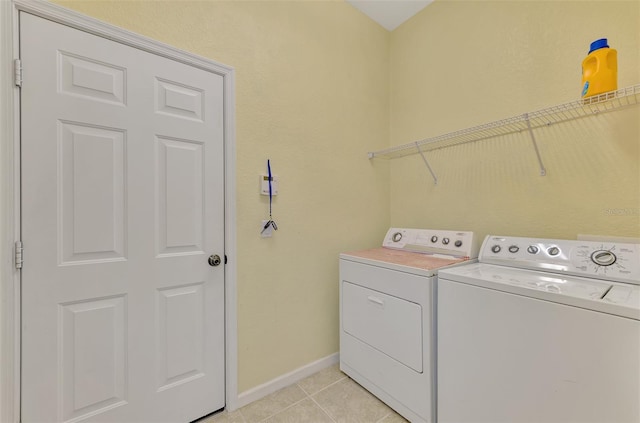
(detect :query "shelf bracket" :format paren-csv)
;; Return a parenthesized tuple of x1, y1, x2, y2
(415, 142, 438, 185)
(524, 113, 547, 176)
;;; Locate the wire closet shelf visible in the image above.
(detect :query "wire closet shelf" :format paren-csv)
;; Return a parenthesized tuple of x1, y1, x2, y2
(368, 84, 640, 160)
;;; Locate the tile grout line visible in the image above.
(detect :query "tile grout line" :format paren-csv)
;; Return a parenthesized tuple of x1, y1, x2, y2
(306, 374, 348, 397)
(300, 376, 345, 423)
(309, 375, 398, 423)
(259, 375, 349, 423)
(374, 411, 393, 423)
(243, 372, 350, 423)
(303, 374, 349, 423)
(308, 393, 337, 423)
(254, 377, 340, 423)
(253, 395, 308, 423)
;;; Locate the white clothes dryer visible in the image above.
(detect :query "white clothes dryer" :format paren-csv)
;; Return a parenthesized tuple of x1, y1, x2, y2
(437, 235, 640, 423)
(339, 228, 477, 423)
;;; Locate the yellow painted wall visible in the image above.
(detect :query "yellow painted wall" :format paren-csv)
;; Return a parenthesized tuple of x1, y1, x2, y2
(52, 0, 390, 392)
(42, 0, 640, 398)
(390, 1, 640, 241)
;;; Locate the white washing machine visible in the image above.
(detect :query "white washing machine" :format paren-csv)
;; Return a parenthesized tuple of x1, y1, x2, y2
(437, 235, 640, 423)
(339, 228, 477, 423)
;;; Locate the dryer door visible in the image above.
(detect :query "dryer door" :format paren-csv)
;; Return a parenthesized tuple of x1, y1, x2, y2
(342, 281, 423, 372)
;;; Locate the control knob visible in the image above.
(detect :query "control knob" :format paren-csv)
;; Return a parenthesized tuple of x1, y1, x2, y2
(508, 245, 519, 253)
(591, 250, 616, 266)
(491, 245, 501, 253)
(454, 240, 463, 247)
(527, 245, 539, 254)
(442, 237, 450, 245)
(547, 246, 560, 256)
(431, 236, 438, 243)
(392, 232, 402, 242)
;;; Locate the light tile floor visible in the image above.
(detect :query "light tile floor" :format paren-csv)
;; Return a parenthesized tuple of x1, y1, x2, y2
(199, 364, 408, 423)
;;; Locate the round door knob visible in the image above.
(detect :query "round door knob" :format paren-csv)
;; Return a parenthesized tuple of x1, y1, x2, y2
(208, 254, 222, 267)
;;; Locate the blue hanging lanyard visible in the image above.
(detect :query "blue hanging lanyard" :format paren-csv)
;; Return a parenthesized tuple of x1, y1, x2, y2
(261, 160, 277, 234)
(268, 159, 273, 219)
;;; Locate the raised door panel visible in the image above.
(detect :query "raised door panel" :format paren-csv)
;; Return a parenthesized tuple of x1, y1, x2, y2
(60, 295, 128, 421)
(156, 283, 205, 391)
(155, 136, 204, 257)
(59, 51, 127, 105)
(59, 122, 127, 265)
(155, 78, 203, 122)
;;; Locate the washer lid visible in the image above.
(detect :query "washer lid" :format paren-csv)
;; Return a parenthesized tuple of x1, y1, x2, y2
(441, 262, 610, 299)
(603, 285, 640, 309)
(439, 263, 640, 320)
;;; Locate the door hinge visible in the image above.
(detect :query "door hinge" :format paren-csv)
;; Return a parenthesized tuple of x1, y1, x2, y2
(15, 241, 23, 269)
(14, 59, 22, 87)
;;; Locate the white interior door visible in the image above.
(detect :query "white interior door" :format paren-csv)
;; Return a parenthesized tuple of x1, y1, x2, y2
(20, 12, 225, 422)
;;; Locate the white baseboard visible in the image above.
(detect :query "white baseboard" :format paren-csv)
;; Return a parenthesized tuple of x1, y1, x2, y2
(232, 352, 339, 410)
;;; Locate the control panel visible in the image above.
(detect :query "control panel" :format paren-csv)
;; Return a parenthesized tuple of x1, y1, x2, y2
(480, 235, 640, 285)
(382, 228, 476, 258)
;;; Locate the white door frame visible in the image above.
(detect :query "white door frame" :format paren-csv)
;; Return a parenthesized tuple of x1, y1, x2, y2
(0, 1, 238, 421)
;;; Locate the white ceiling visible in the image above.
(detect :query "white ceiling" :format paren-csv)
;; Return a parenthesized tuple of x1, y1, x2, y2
(346, 0, 434, 31)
